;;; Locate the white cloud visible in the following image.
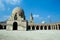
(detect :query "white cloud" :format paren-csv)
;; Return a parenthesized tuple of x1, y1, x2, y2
(33, 14, 40, 18)
(6, 0, 22, 5)
(41, 21, 46, 24)
(0, 0, 5, 11)
(0, 0, 22, 11)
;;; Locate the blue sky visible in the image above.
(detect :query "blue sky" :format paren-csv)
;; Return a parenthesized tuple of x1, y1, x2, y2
(0, 0, 60, 24)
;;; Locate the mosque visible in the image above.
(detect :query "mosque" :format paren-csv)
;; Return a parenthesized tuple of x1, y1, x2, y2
(0, 7, 60, 31)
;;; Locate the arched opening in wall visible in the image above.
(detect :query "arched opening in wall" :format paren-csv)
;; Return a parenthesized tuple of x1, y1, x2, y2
(59, 26, 60, 30)
(32, 26, 35, 30)
(44, 26, 47, 30)
(13, 22, 18, 30)
(14, 13, 17, 20)
(27, 25, 30, 30)
(58, 24, 60, 30)
(0, 25, 3, 29)
(36, 26, 39, 30)
(48, 25, 51, 30)
(40, 26, 43, 30)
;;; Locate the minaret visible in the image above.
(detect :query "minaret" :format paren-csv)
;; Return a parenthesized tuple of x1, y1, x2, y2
(30, 13, 34, 24)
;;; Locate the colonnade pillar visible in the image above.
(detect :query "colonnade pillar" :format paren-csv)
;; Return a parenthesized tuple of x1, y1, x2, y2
(31, 26, 32, 30)
(51, 25, 52, 30)
(57, 24, 59, 30)
(39, 26, 40, 30)
(35, 26, 36, 30)
(43, 26, 44, 30)
(47, 26, 48, 30)
(55, 25, 56, 30)
(52, 25, 54, 30)
(3, 25, 5, 29)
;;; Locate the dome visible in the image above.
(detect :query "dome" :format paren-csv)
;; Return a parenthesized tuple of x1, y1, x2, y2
(12, 7, 25, 20)
(12, 7, 24, 15)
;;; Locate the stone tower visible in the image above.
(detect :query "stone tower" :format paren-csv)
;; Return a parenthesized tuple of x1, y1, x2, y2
(6, 7, 27, 31)
(30, 13, 34, 24)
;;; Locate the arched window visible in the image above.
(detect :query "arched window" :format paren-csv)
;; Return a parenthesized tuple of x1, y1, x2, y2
(32, 26, 35, 30)
(19, 12, 24, 18)
(36, 26, 39, 30)
(58, 24, 60, 30)
(59, 26, 60, 30)
(48, 25, 51, 30)
(27, 25, 31, 30)
(40, 26, 43, 30)
(0, 25, 3, 29)
(14, 13, 17, 20)
(44, 26, 47, 30)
